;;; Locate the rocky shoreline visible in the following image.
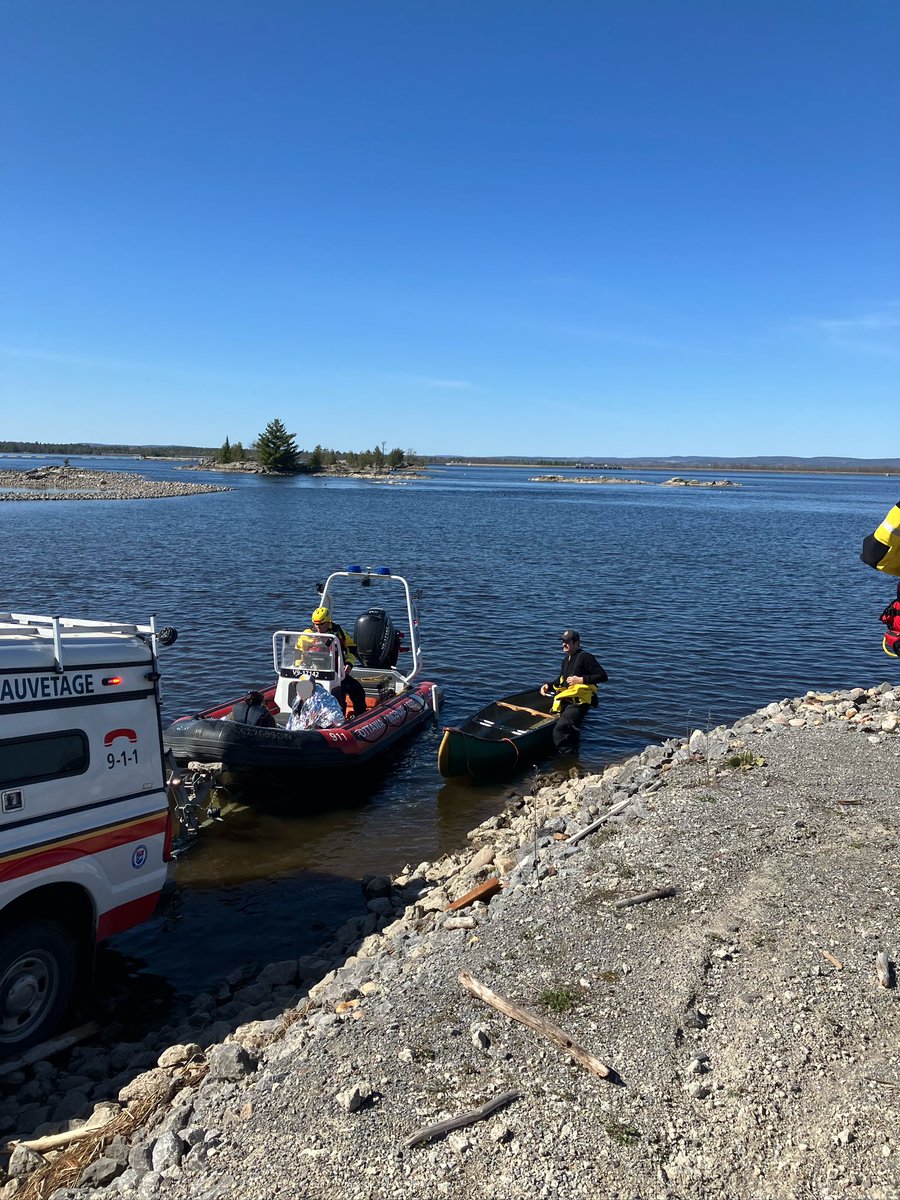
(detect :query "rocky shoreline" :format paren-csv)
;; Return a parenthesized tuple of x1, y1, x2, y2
(1, 685, 898, 1200)
(0, 467, 231, 501)
(178, 461, 427, 485)
(530, 475, 740, 488)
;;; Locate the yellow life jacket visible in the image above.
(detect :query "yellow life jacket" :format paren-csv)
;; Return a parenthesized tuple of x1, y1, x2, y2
(295, 623, 356, 663)
(861, 502, 900, 577)
(293, 627, 345, 682)
(551, 682, 597, 712)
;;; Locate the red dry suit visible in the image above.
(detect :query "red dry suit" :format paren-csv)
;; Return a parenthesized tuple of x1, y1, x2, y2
(880, 595, 900, 658)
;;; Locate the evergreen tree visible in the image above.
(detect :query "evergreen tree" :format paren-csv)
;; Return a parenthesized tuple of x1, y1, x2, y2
(254, 419, 301, 472)
(387, 447, 404, 470)
(218, 436, 232, 464)
(308, 444, 324, 473)
(233, 441, 245, 462)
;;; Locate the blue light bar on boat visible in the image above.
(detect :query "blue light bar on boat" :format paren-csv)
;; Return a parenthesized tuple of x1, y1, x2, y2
(347, 565, 362, 573)
(376, 566, 391, 576)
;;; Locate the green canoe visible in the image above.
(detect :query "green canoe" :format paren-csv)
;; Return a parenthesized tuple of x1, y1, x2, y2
(438, 687, 558, 781)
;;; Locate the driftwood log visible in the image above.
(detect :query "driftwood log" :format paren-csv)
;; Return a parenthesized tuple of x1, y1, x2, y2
(9, 1117, 118, 1155)
(820, 949, 844, 970)
(565, 798, 632, 846)
(401, 1090, 520, 1151)
(458, 971, 616, 1081)
(446, 877, 503, 911)
(613, 887, 677, 910)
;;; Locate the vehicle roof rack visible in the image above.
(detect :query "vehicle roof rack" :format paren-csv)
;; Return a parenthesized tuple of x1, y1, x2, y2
(0, 613, 160, 673)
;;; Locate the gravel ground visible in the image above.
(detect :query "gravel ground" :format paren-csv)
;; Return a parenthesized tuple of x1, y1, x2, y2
(0, 466, 230, 500)
(3, 686, 898, 1200)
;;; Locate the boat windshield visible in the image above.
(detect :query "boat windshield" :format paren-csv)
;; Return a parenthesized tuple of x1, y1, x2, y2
(272, 630, 342, 682)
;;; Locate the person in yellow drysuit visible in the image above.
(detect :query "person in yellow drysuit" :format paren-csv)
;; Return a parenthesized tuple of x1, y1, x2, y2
(861, 500, 900, 577)
(296, 606, 367, 717)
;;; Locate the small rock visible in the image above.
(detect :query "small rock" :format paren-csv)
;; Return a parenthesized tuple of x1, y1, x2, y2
(470, 1024, 491, 1050)
(114, 1167, 140, 1195)
(50, 1090, 90, 1123)
(183, 1124, 206, 1147)
(258, 959, 298, 987)
(205, 1043, 255, 1082)
(7, 1144, 46, 1178)
(361, 873, 392, 899)
(119, 1068, 177, 1107)
(231, 982, 269, 1007)
(688, 729, 708, 755)
(102, 1136, 131, 1166)
(151, 1131, 184, 1173)
(232, 1018, 284, 1049)
(157, 1043, 201, 1069)
(336, 1084, 371, 1113)
(79, 1157, 124, 1187)
(467, 844, 496, 873)
(128, 1141, 154, 1173)
(137, 1169, 163, 1196)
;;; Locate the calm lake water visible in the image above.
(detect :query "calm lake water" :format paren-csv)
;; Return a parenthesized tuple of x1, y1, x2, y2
(3, 456, 897, 997)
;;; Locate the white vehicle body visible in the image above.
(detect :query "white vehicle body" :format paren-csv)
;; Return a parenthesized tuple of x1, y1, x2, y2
(0, 613, 175, 1052)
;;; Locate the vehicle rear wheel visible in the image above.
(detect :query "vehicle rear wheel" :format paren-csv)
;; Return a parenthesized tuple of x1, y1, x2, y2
(0, 920, 77, 1055)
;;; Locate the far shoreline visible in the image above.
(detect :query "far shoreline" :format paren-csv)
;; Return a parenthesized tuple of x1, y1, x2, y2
(1, 451, 896, 479)
(440, 461, 898, 476)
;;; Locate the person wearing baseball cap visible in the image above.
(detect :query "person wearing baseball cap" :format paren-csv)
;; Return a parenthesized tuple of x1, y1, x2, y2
(540, 628, 608, 755)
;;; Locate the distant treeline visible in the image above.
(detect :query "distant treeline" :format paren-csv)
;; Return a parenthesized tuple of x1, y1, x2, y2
(4, 443, 896, 475)
(0, 442, 215, 457)
(435, 456, 900, 474)
(442, 457, 623, 469)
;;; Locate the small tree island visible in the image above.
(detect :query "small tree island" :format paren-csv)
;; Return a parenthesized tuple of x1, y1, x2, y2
(206, 418, 421, 478)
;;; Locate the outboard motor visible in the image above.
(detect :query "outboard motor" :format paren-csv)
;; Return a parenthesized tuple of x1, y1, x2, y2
(354, 607, 400, 667)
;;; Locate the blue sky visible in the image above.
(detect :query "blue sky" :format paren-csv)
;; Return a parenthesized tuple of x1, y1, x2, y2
(1, 1, 897, 457)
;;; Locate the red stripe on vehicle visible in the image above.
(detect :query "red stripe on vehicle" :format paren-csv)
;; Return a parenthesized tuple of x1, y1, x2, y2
(0, 814, 167, 883)
(97, 892, 163, 940)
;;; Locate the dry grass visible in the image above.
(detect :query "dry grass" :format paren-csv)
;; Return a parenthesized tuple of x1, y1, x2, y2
(17, 1060, 208, 1200)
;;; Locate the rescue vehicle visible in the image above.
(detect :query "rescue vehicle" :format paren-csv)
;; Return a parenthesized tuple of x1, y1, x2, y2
(0, 612, 178, 1053)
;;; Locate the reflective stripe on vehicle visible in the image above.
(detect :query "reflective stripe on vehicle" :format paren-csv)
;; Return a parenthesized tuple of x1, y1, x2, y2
(0, 812, 167, 882)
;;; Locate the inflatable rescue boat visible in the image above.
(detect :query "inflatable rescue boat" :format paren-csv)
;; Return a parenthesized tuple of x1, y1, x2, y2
(163, 567, 441, 780)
